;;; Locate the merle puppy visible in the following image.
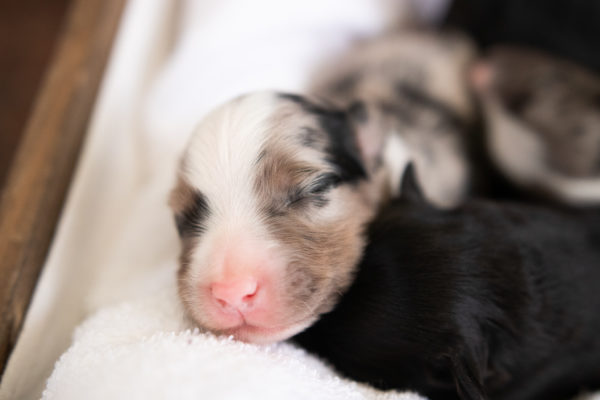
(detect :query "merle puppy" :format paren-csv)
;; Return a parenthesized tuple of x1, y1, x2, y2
(470, 47, 600, 205)
(170, 32, 480, 344)
(293, 165, 600, 400)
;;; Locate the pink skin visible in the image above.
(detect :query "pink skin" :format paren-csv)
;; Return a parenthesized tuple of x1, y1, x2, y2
(206, 272, 273, 330)
(470, 61, 493, 93)
(211, 278, 259, 317)
(196, 235, 303, 342)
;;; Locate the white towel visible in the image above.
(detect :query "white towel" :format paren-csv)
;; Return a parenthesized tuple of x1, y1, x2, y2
(42, 271, 425, 400)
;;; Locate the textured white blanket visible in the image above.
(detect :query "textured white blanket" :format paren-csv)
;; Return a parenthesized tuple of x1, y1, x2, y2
(42, 272, 425, 400)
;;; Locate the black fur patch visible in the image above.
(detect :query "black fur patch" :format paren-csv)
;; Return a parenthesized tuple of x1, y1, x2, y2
(174, 190, 210, 237)
(294, 196, 600, 400)
(300, 127, 321, 149)
(280, 93, 367, 183)
(444, 0, 600, 74)
(399, 163, 426, 204)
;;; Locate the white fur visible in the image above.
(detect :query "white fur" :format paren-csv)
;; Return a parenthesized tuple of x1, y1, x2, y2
(184, 93, 274, 221)
(383, 132, 412, 197)
(545, 175, 600, 204)
(183, 92, 279, 282)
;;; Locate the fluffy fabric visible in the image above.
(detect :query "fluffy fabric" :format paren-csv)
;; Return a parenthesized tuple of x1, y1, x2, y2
(42, 272, 425, 400)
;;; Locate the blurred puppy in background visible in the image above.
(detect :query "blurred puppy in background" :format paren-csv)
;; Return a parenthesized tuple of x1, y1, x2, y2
(471, 47, 600, 204)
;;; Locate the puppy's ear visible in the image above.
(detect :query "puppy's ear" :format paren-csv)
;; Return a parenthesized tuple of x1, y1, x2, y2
(399, 163, 425, 204)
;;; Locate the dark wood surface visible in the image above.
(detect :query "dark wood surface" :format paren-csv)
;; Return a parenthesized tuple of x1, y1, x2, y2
(0, 0, 71, 189)
(0, 0, 126, 377)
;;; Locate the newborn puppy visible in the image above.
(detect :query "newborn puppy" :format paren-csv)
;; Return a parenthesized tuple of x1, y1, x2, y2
(310, 31, 477, 208)
(294, 165, 600, 400)
(472, 47, 600, 205)
(169, 91, 404, 343)
(169, 32, 482, 343)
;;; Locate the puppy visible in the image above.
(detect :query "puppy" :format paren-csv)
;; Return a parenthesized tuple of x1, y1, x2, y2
(294, 165, 600, 400)
(169, 32, 483, 344)
(472, 46, 600, 205)
(310, 31, 477, 208)
(169, 91, 400, 343)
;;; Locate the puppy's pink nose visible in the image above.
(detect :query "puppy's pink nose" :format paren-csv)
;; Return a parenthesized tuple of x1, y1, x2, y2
(211, 278, 259, 310)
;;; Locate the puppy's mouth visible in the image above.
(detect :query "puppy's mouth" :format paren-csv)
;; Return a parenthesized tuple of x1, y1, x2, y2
(220, 318, 314, 344)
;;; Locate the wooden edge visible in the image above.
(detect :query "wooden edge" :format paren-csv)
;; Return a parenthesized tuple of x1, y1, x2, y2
(0, 0, 126, 376)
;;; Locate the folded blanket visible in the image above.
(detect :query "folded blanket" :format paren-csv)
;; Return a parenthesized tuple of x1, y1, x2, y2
(42, 269, 425, 400)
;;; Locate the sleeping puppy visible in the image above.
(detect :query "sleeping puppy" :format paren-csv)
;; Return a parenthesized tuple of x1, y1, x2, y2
(471, 46, 600, 205)
(310, 31, 477, 208)
(169, 91, 403, 344)
(293, 165, 600, 400)
(169, 32, 483, 344)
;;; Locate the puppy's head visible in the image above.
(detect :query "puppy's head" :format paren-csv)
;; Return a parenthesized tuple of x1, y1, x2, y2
(170, 91, 394, 343)
(310, 31, 477, 208)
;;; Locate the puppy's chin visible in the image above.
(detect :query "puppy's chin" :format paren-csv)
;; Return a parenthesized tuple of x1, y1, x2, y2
(183, 293, 321, 344)
(218, 318, 316, 344)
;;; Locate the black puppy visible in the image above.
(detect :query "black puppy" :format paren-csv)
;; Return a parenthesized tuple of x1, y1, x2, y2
(293, 165, 600, 400)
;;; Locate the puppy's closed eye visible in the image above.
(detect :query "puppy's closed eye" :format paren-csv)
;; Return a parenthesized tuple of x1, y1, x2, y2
(175, 190, 210, 237)
(307, 172, 342, 194)
(287, 173, 341, 208)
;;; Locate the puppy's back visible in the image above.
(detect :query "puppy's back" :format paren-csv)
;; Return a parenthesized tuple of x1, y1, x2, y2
(295, 193, 600, 400)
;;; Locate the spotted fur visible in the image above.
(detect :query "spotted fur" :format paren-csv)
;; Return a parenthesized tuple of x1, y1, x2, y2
(474, 46, 600, 204)
(171, 32, 480, 342)
(170, 92, 390, 342)
(309, 31, 477, 208)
